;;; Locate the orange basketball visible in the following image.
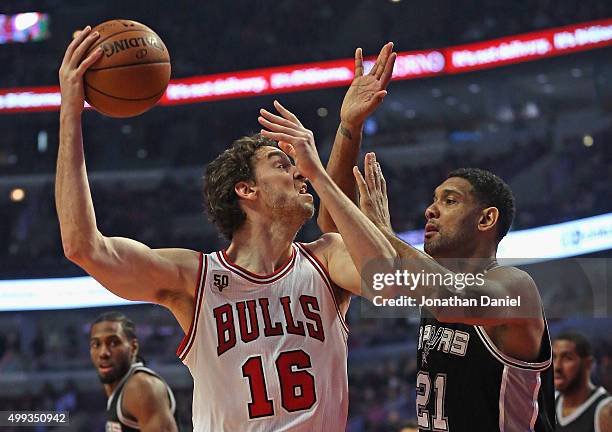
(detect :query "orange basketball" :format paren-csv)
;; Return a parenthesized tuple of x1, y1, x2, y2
(84, 19, 171, 118)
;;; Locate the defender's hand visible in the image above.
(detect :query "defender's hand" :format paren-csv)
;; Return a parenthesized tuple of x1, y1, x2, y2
(354, 153, 392, 233)
(340, 42, 396, 128)
(58, 25, 103, 114)
(259, 101, 325, 181)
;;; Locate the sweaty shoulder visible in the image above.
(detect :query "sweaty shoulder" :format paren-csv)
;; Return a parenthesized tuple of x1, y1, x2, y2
(598, 398, 612, 432)
(121, 371, 172, 425)
(486, 266, 542, 315)
(300, 232, 343, 268)
(484, 266, 546, 361)
(154, 248, 201, 297)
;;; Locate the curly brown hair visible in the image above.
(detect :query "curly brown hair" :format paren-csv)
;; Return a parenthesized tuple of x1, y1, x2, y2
(202, 134, 276, 239)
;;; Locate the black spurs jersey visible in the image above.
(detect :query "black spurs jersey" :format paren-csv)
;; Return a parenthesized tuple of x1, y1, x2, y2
(555, 386, 611, 432)
(106, 362, 178, 432)
(417, 310, 555, 431)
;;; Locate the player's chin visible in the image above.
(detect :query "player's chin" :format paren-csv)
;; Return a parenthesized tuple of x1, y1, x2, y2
(301, 202, 315, 218)
(423, 239, 437, 255)
(97, 371, 117, 384)
(97, 366, 116, 380)
(553, 377, 566, 389)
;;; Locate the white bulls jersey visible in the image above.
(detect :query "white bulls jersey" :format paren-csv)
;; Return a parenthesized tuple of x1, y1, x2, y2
(176, 243, 349, 432)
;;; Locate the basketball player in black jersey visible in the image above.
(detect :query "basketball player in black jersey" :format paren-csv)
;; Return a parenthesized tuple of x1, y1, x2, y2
(553, 332, 612, 431)
(89, 312, 179, 432)
(258, 104, 556, 429)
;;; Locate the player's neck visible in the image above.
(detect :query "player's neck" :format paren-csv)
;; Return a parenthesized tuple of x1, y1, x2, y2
(103, 381, 119, 398)
(562, 380, 596, 409)
(227, 221, 296, 275)
(432, 236, 497, 273)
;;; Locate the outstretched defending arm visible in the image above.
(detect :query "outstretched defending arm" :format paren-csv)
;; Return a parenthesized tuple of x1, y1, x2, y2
(258, 101, 397, 298)
(317, 43, 396, 233)
(56, 27, 197, 328)
(259, 103, 544, 360)
(354, 155, 545, 360)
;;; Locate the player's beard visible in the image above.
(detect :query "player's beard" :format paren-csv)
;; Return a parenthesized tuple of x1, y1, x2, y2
(560, 362, 585, 394)
(97, 356, 132, 384)
(262, 186, 314, 226)
(424, 227, 471, 259)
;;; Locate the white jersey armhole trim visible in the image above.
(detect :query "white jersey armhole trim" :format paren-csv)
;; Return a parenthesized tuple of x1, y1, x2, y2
(295, 242, 349, 335)
(475, 325, 551, 371)
(498, 365, 508, 432)
(529, 372, 542, 431)
(117, 388, 140, 429)
(177, 253, 208, 363)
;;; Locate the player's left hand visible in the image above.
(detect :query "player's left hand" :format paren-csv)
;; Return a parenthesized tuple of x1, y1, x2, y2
(353, 152, 393, 233)
(259, 101, 325, 181)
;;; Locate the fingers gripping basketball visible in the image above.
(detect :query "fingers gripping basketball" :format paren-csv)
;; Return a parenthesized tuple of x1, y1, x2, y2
(83, 19, 171, 118)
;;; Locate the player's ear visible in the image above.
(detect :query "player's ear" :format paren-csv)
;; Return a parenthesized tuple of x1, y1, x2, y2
(131, 338, 139, 361)
(477, 206, 499, 233)
(235, 180, 257, 201)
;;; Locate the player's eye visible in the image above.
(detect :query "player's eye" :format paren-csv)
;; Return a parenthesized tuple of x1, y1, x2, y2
(446, 198, 456, 204)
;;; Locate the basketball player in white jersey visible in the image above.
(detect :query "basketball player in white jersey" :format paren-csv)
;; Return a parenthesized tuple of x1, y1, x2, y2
(57, 27, 396, 431)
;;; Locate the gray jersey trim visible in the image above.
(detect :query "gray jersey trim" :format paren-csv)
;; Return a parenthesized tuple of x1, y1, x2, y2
(499, 365, 542, 432)
(106, 362, 144, 411)
(475, 326, 551, 371)
(115, 365, 177, 430)
(556, 386, 608, 426)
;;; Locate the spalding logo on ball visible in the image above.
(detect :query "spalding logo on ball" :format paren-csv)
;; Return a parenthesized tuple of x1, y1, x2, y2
(84, 19, 171, 118)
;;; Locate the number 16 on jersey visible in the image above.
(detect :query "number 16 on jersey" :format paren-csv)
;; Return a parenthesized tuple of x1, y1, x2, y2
(242, 349, 317, 418)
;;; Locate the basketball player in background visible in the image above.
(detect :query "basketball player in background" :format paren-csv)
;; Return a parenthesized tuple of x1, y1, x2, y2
(259, 112, 555, 429)
(57, 26, 396, 430)
(553, 332, 612, 431)
(89, 312, 178, 431)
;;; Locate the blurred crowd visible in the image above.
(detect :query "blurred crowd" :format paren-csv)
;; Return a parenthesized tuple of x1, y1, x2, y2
(384, 130, 612, 232)
(0, 0, 610, 86)
(2, 127, 610, 277)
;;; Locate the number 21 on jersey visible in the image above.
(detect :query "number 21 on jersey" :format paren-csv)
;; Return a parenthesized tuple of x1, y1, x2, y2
(416, 371, 448, 431)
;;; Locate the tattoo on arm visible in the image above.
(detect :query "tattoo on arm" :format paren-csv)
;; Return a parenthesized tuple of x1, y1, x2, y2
(340, 125, 353, 140)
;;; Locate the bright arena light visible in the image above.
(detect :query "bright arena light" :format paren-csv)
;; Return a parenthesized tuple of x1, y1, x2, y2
(583, 134, 594, 147)
(14, 13, 39, 31)
(9, 188, 25, 202)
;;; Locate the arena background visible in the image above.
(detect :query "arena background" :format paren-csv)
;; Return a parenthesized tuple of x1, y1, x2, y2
(0, 1, 611, 431)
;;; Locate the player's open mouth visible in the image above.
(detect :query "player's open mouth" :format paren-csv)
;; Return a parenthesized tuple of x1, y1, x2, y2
(98, 365, 113, 373)
(298, 185, 309, 195)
